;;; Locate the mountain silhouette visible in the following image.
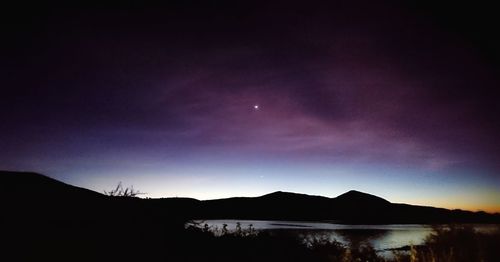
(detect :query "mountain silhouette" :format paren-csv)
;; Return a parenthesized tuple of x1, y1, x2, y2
(1, 171, 107, 222)
(335, 190, 390, 205)
(2, 170, 499, 224)
(2, 170, 103, 199)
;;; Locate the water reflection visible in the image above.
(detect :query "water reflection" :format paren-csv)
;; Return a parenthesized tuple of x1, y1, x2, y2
(191, 220, 498, 260)
(193, 220, 498, 250)
(193, 220, 433, 251)
(336, 229, 390, 248)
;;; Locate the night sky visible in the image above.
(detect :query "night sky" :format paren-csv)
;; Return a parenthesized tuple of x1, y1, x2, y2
(2, 1, 500, 212)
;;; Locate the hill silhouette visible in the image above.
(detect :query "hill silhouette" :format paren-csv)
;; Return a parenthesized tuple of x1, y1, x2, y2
(2, 170, 499, 224)
(1, 171, 193, 261)
(335, 190, 390, 205)
(199, 189, 498, 223)
(1, 171, 107, 222)
(2, 170, 499, 261)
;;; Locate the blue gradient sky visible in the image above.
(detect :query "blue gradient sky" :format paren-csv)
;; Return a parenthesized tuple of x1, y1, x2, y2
(1, 1, 500, 212)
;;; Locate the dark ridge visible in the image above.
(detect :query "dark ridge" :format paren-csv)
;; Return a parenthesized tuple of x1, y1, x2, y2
(2, 170, 499, 224)
(334, 190, 390, 205)
(1, 171, 109, 224)
(0, 170, 104, 199)
(259, 191, 329, 200)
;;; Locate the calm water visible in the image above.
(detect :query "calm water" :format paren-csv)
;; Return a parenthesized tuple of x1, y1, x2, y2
(192, 220, 498, 257)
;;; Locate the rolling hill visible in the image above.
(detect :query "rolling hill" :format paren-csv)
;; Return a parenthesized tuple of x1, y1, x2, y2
(2, 170, 498, 224)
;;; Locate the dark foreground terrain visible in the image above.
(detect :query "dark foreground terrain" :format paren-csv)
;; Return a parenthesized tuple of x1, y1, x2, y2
(2, 171, 499, 261)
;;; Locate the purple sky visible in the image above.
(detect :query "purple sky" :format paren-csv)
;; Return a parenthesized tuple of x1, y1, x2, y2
(2, 1, 500, 212)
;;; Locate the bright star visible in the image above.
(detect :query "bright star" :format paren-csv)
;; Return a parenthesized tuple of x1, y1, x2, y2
(254, 105, 259, 110)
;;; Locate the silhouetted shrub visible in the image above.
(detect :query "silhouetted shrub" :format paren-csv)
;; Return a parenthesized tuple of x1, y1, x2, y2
(104, 182, 144, 197)
(392, 224, 500, 262)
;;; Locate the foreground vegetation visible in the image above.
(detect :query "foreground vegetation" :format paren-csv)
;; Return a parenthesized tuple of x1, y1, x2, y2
(393, 224, 500, 262)
(184, 223, 500, 262)
(8, 215, 499, 261)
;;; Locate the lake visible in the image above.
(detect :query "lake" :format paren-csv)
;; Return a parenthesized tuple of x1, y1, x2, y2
(191, 220, 498, 258)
